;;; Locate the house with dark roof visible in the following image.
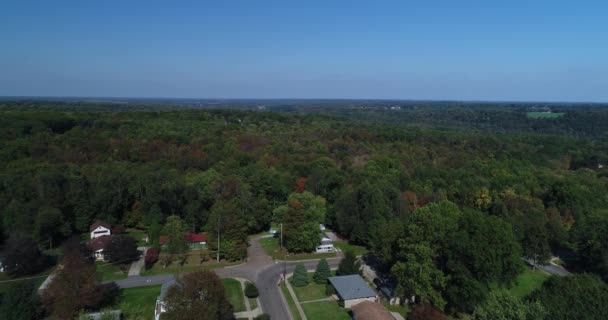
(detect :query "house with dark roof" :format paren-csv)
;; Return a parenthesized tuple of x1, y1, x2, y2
(351, 301, 395, 320)
(155, 278, 177, 320)
(328, 275, 378, 308)
(159, 233, 207, 248)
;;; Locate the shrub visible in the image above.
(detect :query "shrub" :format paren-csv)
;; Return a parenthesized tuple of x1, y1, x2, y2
(291, 263, 309, 287)
(325, 284, 336, 296)
(245, 282, 259, 298)
(144, 248, 160, 268)
(254, 314, 271, 320)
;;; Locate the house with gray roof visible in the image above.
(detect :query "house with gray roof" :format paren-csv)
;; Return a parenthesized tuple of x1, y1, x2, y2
(155, 279, 177, 320)
(328, 274, 378, 308)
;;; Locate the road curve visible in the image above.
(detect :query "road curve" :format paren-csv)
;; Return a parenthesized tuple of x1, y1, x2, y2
(107, 235, 341, 319)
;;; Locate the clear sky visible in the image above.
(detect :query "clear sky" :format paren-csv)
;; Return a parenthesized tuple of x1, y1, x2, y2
(1, 1, 607, 102)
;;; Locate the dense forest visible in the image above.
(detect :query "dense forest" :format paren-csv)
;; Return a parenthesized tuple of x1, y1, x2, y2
(1, 100, 607, 318)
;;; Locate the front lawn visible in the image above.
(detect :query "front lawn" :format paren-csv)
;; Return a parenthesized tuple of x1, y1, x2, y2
(223, 278, 246, 312)
(333, 242, 368, 256)
(260, 237, 336, 261)
(119, 285, 161, 319)
(301, 301, 351, 320)
(96, 261, 128, 281)
(509, 268, 550, 298)
(280, 283, 302, 320)
(292, 273, 335, 302)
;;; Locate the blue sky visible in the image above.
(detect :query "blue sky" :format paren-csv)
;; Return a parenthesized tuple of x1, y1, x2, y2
(1, 1, 607, 101)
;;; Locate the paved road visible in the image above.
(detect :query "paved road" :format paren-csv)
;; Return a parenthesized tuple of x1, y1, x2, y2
(108, 236, 341, 319)
(524, 258, 571, 277)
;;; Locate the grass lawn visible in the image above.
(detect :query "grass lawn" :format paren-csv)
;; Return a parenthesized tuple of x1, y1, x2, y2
(301, 301, 351, 320)
(96, 261, 128, 281)
(244, 280, 258, 310)
(119, 285, 161, 319)
(223, 278, 246, 312)
(260, 237, 336, 261)
(0, 268, 53, 294)
(527, 112, 565, 119)
(292, 273, 331, 302)
(333, 242, 368, 256)
(280, 283, 302, 320)
(509, 268, 550, 299)
(125, 228, 148, 246)
(140, 249, 238, 276)
(385, 302, 410, 318)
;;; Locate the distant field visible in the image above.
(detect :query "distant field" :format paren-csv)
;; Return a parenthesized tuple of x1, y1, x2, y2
(527, 112, 565, 119)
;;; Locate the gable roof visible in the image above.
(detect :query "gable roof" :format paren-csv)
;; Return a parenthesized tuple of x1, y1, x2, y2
(351, 301, 393, 320)
(88, 235, 112, 251)
(90, 220, 112, 232)
(328, 275, 377, 300)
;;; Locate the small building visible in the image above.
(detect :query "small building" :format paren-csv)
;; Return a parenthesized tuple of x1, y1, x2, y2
(90, 220, 112, 239)
(328, 275, 378, 308)
(155, 279, 177, 320)
(88, 235, 112, 261)
(351, 301, 394, 320)
(159, 233, 207, 248)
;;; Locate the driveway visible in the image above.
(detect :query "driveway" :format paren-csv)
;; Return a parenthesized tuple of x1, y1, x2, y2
(107, 235, 341, 320)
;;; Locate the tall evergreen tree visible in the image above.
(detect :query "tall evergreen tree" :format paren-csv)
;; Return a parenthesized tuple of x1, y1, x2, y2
(291, 263, 309, 287)
(337, 250, 361, 276)
(313, 258, 332, 284)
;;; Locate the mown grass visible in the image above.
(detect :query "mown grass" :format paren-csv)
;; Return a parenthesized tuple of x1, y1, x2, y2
(96, 261, 128, 281)
(509, 268, 550, 298)
(301, 301, 351, 320)
(119, 285, 161, 319)
(223, 278, 246, 312)
(292, 273, 328, 302)
(333, 242, 368, 256)
(280, 283, 302, 320)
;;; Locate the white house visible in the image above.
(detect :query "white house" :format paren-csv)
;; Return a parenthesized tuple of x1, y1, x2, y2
(90, 220, 112, 239)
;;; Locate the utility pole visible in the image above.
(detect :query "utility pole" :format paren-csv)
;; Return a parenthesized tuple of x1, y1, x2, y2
(217, 215, 221, 263)
(281, 223, 286, 281)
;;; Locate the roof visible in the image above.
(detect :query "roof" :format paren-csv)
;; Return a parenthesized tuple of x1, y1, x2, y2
(88, 235, 112, 251)
(186, 232, 207, 243)
(160, 233, 207, 245)
(159, 279, 177, 302)
(351, 301, 393, 320)
(90, 220, 112, 232)
(328, 275, 377, 300)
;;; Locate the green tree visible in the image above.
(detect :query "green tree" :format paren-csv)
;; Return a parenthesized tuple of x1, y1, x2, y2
(530, 274, 608, 320)
(148, 220, 162, 249)
(291, 263, 309, 287)
(164, 215, 187, 254)
(391, 243, 447, 310)
(34, 206, 69, 249)
(0, 280, 43, 320)
(282, 191, 326, 253)
(162, 270, 234, 320)
(103, 235, 139, 265)
(313, 258, 332, 284)
(473, 290, 545, 320)
(337, 250, 361, 276)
